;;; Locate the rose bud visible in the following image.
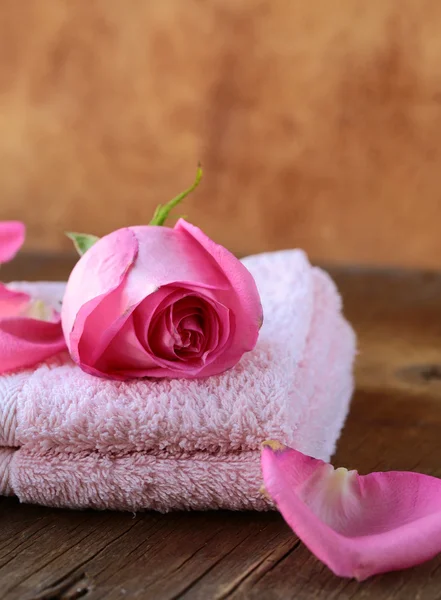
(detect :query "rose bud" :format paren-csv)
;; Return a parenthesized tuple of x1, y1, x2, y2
(62, 168, 263, 379)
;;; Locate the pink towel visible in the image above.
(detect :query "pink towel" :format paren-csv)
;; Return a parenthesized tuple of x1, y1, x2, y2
(0, 250, 356, 511)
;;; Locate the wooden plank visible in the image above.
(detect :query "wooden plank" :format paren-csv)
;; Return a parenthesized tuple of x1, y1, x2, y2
(2, 259, 441, 598)
(0, 503, 145, 598)
(90, 513, 295, 600)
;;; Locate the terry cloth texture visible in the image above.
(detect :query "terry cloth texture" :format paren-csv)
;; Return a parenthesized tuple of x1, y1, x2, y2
(0, 250, 356, 511)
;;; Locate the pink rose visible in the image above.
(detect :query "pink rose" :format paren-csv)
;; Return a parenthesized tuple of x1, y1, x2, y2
(0, 221, 66, 374)
(62, 219, 262, 379)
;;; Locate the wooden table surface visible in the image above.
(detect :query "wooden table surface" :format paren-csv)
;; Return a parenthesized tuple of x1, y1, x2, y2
(1, 255, 441, 600)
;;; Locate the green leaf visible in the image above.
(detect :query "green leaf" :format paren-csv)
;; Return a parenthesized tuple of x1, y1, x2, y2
(66, 232, 100, 256)
(149, 163, 203, 226)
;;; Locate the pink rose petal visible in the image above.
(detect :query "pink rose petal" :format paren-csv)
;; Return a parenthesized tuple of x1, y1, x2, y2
(0, 284, 30, 317)
(0, 284, 66, 374)
(79, 285, 180, 378)
(91, 287, 231, 379)
(0, 223, 66, 373)
(0, 221, 25, 264)
(174, 219, 263, 376)
(62, 227, 139, 364)
(261, 441, 441, 580)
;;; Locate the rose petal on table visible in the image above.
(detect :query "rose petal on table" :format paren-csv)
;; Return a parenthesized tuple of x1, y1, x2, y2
(261, 441, 441, 580)
(0, 221, 25, 264)
(0, 285, 66, 374)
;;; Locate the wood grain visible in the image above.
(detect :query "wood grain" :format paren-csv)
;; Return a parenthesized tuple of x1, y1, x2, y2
(2, 1, 441, 267)
(2, 256, 441, 598)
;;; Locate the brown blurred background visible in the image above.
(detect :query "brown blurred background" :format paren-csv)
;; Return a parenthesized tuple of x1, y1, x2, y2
(1, 0, 441, 267)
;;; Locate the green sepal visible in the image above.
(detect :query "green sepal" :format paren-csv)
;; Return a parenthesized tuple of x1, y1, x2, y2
(66, 232, 100, 256)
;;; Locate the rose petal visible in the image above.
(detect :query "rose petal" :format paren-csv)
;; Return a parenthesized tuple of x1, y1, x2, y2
(177, 314, 203, 336)
(151, 309, 179, 359)
(137, 290, 230, 377)
(97, 289, 230, 380)
(83, 286, 180, 377)
(261, 441, 441, 580)
(7, 281, 66, 313)
(174, 219, 262, 375)
(0, 221, 25, 264)
(0, 283, 60, 322)
(125, 225, 232, 293)
(93, 315, 159, 376)
(62, 228, 139, 363)
(0, 284, 30, 317)
(0, 285, 66, 374)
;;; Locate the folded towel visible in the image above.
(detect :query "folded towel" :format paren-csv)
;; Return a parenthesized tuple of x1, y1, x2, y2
(0, 250, 356, 511)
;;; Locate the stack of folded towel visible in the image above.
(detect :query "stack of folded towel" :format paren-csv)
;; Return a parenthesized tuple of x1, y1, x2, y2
(0, 250, 356, 512)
